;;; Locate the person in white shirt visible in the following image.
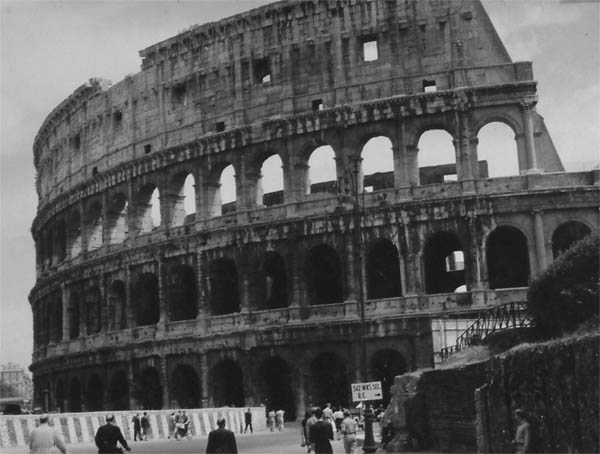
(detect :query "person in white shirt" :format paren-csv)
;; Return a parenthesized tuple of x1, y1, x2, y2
(29, 414, 67, 454)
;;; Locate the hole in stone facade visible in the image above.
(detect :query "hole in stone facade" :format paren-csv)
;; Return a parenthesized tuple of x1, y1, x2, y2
(312, 99, 323, 111)
(254, 58, 272, 84)
(144, 144, 152, 154)
(423, 79, 437, 92)
(362, 39, 378, 61)
(216, 121, 225, 132)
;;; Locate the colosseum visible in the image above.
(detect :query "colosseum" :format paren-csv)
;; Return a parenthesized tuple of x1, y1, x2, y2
(30, 0, 598, 419)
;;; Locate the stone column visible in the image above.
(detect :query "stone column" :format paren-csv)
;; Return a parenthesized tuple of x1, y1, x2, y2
(204, 181, 221, 218)
(294, 162, 309, 201)
(405, 145, 419, 186)
(521, 100, 539, 173)
(200, 353, 209, 407)
(469, 138, 480, 178)
(125, 266, 135, 328)
(345, 236, 357, 301)
(61, 284, 69, 341)
(79, 200, 88, 254)
(128, 360, 137, 409)
(160, 355, 170, 409)
(101, 192, 109, 244)
(533, 209, 547, 274)
(127, 179, 136, 240)
(157, 255, 168, 323)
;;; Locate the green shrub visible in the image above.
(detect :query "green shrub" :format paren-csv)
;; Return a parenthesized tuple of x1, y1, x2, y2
(527, 233, 599, 337)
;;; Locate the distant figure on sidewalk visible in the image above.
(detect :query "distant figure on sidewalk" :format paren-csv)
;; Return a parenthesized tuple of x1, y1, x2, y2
(140, 412, 150, 441)
(95, 414, 131, 453)
(305, 408, 318, 453)
(512, 409, 531, 453)
(244, 408, 253, 433)
(340, 409, 358, 454)
(267, 409, 276, 431)
(301, 410, 311, 448)
(29, 414, 67, 454)
(131, 413, 141, 441)
(309, 407, 334, 454)
(276, 408, 285, 431)
(206, 416, 237, 454)
(167, 412, 176, 439)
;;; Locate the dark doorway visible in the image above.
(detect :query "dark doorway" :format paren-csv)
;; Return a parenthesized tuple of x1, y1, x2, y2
(68, 293, 80, 339)
(107, 281, 127, 331)
(424, 232, 465, 293)
(52, 298, 63, 342)
(258, 357, 295, 420)
(367, 239, 402, 299)
(136, 367, 163, 410)
(68, 378, 82, 412)
(260, 252, 288, 310)
(209, 359, 244, 407)
(487, 226, 530, 289)
(209, 258, 240, 315)
(107, 370, 129, 410)
(133, 273, 160, 326)
(55, 380, 65, 412)
(85, 374, 104, 411)
(168, 265, 198, 321)
(371, 349, 407, 405)
(306, 245, 343, 305)
(309, 353, 349, 408)
(552, 221, 591, 258)
(171, 365, 201, 408)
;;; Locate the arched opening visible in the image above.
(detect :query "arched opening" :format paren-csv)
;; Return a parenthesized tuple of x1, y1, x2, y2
(477, 122, 519, 177)
(417, 129, 456, 184)
(220, 165, 237, 215)
(133, 273, 160, 326)
(170, 365, 201, 408)
(209, 359, 244, 407)
(259, 154, 285, 206)
(361, 136, 394, 191)
(55, 380, 65, 412)
(366, 239, 402, 299)
(258, 357, 295, 420)
(52, 298, 63, 342)
(106, 193, 128, 244)
(45, 228, 54, 266)
(86, 199, 103, 250)
(68, 378, 82, 412)
(107, 281, 127, 331)
(259, 252, 288, 310)
(136, 367, 163, 410)
(424, 232, 466, 294)
(309, 353, 349, 408)
(68, 209, 82, 258)
(552, 221, 591, 258)
(371, 349, 407, 405)
(183, 173, 196, 220)
(107, 370, 129, 410)
(209, 258, 240, 315)
(307, 146, 337, 195)
(55, 219, 66, 262)
(168, 265, 198, 321)
(487, 226, 530, 289)
(68, 293, 80, 339)
(85, 286, 102, 334)
(85, 374, 104, 411)
(169, 172, 196, 227)
(136, 185, 161, 233)
(306, 244, 343, 306)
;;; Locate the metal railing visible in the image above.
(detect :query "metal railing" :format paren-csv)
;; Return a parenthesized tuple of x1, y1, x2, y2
(440, 301, 534, 362)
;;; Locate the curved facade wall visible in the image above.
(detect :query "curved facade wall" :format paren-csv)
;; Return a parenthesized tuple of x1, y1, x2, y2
(30, 0, 599, 418)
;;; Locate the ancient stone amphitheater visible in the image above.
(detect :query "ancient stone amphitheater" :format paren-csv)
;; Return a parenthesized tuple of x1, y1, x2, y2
(30, 0, 598, 418)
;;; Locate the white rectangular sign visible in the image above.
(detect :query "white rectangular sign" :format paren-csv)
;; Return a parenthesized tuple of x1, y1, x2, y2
(351, 381, 383, 402)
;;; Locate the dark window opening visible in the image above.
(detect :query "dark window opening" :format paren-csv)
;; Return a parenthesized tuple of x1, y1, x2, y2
(210, 360, 244, 407)
(92, 166, 98, 176)
(172, 83, 187, 106)
(487, 226, 530, 289)
(254, 58, 272, 84)
(209, 258, 240, 315)
(312, 99, 323, 111)
(216, 121, 225, 132)
(113, 111, 123, 128)
(258, 357, 296, 420)
(144, 144, 152, 154)
(306, 244, 343, 305)
(367, 239, 402, 299)
(552, 221, 591, 259)
(73, 134, 81, 151)
(424, 232, 465, 294)
(362, 38, 378, 61)
(423, 79, 437, 92)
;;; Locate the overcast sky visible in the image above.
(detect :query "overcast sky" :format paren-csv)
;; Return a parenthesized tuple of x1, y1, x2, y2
(1, 0, 598, 371)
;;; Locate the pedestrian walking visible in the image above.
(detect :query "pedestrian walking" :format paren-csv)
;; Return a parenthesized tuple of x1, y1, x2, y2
(333, 407, 344, 439)
(267, 409, 276, 432)
(167, 412, 176, 439)
(176, 411, 190, 440)
(140, 412, 150, 441)
(512, 409, 531, 453)
(322, 403, 335, 434)
(300, 410, 311, 448)
(309, 407, 334, 454)
(340, 409, 358, 454)
(244, 408, 253, 433)
(28, 414, 67, 454)
(206, 416, 237, 454)
(95, 414, 131, 454)
(276, 408, 285, 431)
(305, 408, 318, 453)
(131, 413, 141, 441)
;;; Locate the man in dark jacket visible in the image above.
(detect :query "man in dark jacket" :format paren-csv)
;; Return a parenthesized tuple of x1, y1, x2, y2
(95, 414, 131, 453)
(309, 407, 334, 454)
(206, 416, 237, 454)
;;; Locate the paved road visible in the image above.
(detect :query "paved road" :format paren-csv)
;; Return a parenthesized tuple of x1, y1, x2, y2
(4, 422, 384, 454)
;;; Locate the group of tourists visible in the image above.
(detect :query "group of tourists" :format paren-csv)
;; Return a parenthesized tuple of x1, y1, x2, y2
(130, 412, 150, 441)
(301, 404, 359, 454)
(266, 407, 286, 431)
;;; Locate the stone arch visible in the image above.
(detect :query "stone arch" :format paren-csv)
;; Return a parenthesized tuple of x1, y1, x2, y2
(209, 258, 240, 315)
(552, 221, 591, 259)
(257, 356, 296, 419)
(170, 364, 201, 408)
(209, 359, 244, 407)
(309, 352, 349, 408)
(51, 297, 63, 342)
(361, 136, 394, 192)
(107, 280, 127, 331)
(371, 349, 407, 405)
(257, 153, 285, 207)
(85, 374, 104, 411)
(477, 121, 520, 178)
(167, 265, 198, 321)
(45, 227, 54, 266)
(55, 218, 67, 262)
(424, 231, 466, 294)
(133, 273, 160, 326)
(168, 171, 196, 227)
(55, 379, 65, 412)
(106, 193, 128, 244)
(85, 199, 103, 250)
(67, 208, 82, 258)
(307, 145, 337, 195)
(136, 367, 163, 410)
(136, 184, 161, 233)
(417, 128, 457, 184)
(305, 244, 343, 305)
(68, 377, 82, 412)
(68, 292, 80, 339)
(366, 238, 402, 299)
(258, 251, 288, 310)
(85, 285, 102, 335)
(107, 370, 129, 410)
(487, 226, 530, 289)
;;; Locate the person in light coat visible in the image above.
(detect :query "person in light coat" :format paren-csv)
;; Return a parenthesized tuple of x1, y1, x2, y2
(29, 414, 67, 454)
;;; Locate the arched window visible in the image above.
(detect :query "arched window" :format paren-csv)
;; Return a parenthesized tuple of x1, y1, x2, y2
(133, 273, 160, 326)
(107, 281, 126, 331)
(167, 265, 198, 321)
(309, 353, 349, 407)
(209, 258, 240, 315)
(307, 146, 337, 195)
(424, 232, 466, 294)
(170, 365, 201, 408)
(107, 370, 129, 410)
(487, 226, 530, 289)
(361, 136, 394, 191)
(209, 359, 244, 407)
(220, 165, 237, 214)
(135, 367, 163, 410)
(306, 244, 343, 305)
(136, 185, 161, 233)
(366, 239, 402, 299)
(107, 193, 128, 244)
(150, 188, 161, 228)
(85, 374, 104, 411)
(169, 173, 196, 227)
(552, 221, 591, 258)
(86, 200, 103, 250)
(183, 174, 196, 219)
(417, 129, 456, 184)
(85, 286, 102, 334)
(259, 154, 284, 206)
(68, 209, 82, 258)
(477, 122, 519, 177)
(257, 357, 295, 419)
(259, 251, 288, 310)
